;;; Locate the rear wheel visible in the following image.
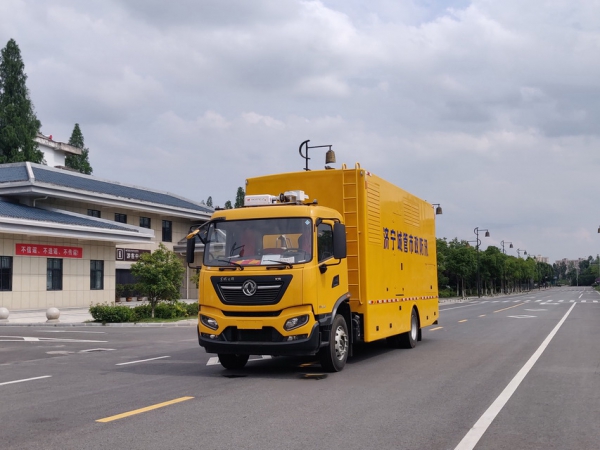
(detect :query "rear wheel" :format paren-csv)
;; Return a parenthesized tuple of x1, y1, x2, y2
(388, 307, 418, 349)
(218, 353, 249, 370)
(319, 314, 349, 372)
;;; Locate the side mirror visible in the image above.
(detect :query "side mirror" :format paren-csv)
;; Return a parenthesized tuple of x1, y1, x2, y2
(333, 223, 347, 259)
(186, 235, 196, 264)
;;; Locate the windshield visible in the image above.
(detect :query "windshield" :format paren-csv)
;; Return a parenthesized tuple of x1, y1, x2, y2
(203, 217, 313, 267)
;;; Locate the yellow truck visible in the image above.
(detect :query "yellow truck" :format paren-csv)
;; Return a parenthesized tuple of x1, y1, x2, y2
(187, 161, 439, 372)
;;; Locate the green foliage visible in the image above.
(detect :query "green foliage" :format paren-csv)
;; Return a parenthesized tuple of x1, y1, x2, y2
(0, 39, 43, 164)
(234, 187, 245, 208)
(89, 303, 135, 322)
(130, 243, 185, 318)
(224, 200, 232, 209)
(89, 301, 198, 323)
(206, 196, 213, 207)
(65, 123, 93, 174)
(437, 237, 559, 296)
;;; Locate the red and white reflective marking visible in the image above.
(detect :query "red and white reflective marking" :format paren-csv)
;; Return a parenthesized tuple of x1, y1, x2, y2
(367, 296, 438, 305)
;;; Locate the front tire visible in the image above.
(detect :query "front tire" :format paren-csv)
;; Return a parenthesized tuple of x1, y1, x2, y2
(218, 353, 249, 370)
(319, 314, 349, 372)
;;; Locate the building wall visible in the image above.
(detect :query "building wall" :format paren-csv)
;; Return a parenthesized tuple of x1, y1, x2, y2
(1, 233, 115, 310)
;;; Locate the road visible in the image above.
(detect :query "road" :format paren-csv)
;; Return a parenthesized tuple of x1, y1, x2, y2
(0, 287, 598, 449)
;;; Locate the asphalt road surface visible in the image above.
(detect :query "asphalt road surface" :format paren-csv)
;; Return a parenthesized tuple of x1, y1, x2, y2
(1, 287, 598, 450)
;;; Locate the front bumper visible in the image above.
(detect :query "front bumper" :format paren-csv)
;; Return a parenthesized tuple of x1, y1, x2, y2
(199, 321, 321, 355)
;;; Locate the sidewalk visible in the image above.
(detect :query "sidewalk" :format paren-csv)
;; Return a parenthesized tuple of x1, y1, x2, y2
(0, 299, 198, 327)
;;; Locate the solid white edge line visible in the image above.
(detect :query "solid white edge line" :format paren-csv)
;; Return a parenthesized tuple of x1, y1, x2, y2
(116, 356, 170, 366)
(454, 302, 576, 450)
(0, 375, 52, 386)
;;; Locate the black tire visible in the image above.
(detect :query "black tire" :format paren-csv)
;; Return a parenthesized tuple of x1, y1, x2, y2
(388, 307, 419, 349)
(319, 314, 349, 372)
(218, 353, 249, 370)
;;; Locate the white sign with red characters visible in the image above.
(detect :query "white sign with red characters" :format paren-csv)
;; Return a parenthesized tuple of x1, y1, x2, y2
(16, 244, 83, 258)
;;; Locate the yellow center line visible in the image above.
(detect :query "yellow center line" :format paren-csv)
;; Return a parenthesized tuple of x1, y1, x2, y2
(494, 303, 526, 313)
(429, 326, 443, 331)
(96, 396, 194, 423)
(459, 319, 468, 323)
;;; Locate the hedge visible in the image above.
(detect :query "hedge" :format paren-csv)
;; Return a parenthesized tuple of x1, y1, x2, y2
(89, 301, 199, 323)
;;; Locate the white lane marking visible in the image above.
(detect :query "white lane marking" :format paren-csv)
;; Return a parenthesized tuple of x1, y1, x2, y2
(79, 348, 115, 353)
(594, 300, 598, 303)
(0, 336, 107, 343)
(508, 315, 536, 319)
(535, 300, 542, 302)
(558, 300, 564, 303)
(0, 375, 52, 386)
(579, 293, 583, 299)
(454, 302, 576, 450)
(116, 356, 170, 366)
(581, 300, 587, 303)
(39, 330, 106, 334)
(440, 304, 479, 311)
(569, 300, 575, 303)
(206, 355, 272, 366)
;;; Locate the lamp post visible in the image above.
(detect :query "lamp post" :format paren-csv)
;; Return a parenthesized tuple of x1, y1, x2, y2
(500, 240, 513, 294)
(517, 248, 527, 258)
(501, 240, 513, 254)
(474, 227, 490, 298)
(299, 140, 335, 171)
(432, 204, 443, 215)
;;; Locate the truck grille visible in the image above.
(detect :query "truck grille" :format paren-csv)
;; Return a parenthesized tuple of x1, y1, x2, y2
(210, 275, 292, 306)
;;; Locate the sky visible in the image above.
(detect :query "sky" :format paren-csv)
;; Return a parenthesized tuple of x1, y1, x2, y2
(1, 0, 598, 263)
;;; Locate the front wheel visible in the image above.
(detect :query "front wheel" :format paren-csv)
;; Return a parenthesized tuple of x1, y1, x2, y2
(319, 314, 349, 372)
(218, 353, 249, 370)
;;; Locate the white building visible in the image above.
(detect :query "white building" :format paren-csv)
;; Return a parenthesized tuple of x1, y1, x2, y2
(0, 160, 212, 310)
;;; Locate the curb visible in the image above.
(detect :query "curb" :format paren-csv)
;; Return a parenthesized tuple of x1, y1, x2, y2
(0, 321, 197, 327)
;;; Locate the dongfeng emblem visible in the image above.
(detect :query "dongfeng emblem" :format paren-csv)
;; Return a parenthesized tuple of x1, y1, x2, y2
(242, 280, 257, 296)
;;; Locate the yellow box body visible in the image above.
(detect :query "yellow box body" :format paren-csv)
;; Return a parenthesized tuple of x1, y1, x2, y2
(197, 164, 438, 348)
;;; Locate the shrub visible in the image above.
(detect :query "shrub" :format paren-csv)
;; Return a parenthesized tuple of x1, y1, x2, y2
(185, 302, 199, 317)
(89, 303, 135, 323)
(438, 288, 455, 298)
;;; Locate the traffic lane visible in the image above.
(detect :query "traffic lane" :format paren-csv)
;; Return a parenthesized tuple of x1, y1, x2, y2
(474, 303, 600, 450)
(23, 305, 578, 450)
(0, 325, 198, 366)
(428, 301, 581, 448)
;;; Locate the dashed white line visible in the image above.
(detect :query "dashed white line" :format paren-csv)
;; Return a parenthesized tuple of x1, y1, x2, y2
(0, 375, 52, 386)
(116, 356, 170, 366)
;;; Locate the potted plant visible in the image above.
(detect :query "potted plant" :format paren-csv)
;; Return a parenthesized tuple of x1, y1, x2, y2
(115, 284, 125, 303)
(125, 284, 134, 302)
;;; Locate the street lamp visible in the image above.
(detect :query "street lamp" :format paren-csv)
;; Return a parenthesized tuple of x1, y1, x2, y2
(501, 240, 513, 254)
(432, 203, 443, 215)
(517, 248, 527, 258)
(474, 227, 490, 298)
(298, 140, 335, 171)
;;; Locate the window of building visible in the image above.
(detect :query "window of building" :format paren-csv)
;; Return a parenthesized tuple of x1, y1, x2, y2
(90, 260, 104, 290)
(88, 209, 101, 218)
(162, 220, 172, 242)
(115, 213, 127, 224)
(140, 217, 151, 228)
(0, 256, 12, 291)
(47, 258, 63, 291)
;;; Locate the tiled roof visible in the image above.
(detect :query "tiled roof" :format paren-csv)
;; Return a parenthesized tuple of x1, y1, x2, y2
(0, 165, 29, 183)
(0, 163, 212, 214)
(0, 199, 134, 231)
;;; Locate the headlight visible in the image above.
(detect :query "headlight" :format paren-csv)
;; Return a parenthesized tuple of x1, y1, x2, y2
(200, 315, 219, 330)
(284, 314, 309, 331)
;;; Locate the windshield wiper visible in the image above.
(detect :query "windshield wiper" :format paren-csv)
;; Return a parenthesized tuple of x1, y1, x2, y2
(264, 260, 293, 269)
(217, 259, 244, 271)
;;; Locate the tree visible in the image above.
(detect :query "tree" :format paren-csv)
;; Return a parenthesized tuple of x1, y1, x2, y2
(0, 39, 43, 164)
(234, 187, 245, 208)
(224, 200, 232, 209)
(65, 123, 93, 174)
(206, 196, 213, 207)
(130, 243, 185, 318)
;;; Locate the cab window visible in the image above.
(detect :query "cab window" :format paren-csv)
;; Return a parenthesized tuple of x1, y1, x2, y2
(317, 223, 333, 262)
